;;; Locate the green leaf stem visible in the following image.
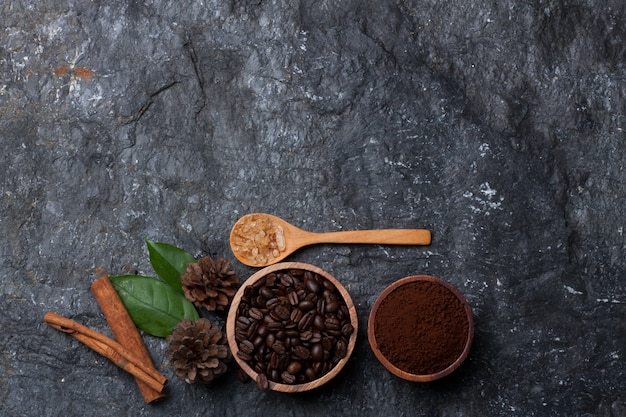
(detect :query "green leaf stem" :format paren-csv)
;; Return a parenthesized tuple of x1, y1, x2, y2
(145, 239, 196, 293)
(110, 275, 199, 337)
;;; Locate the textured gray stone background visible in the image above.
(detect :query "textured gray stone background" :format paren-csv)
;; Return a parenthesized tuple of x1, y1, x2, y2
(1, 0, 624, 416)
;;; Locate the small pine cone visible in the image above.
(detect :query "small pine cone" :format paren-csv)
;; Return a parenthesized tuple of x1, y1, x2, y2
(165, 318, 231, 384)
(181, 256, 240, 312)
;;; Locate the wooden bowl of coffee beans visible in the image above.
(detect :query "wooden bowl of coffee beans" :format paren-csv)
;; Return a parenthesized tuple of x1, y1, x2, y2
(367, 275, 474, 382)
(226, 262, 358, 392)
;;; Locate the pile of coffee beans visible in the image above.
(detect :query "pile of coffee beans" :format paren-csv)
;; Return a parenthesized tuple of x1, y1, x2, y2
(234, 268, 355, 390)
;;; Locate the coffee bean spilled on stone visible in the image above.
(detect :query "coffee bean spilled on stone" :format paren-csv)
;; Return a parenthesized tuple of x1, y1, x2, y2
(234, 269, 354, 390)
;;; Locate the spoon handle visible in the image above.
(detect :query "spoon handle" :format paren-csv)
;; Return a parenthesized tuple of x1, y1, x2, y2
(307, 229, 431, 246)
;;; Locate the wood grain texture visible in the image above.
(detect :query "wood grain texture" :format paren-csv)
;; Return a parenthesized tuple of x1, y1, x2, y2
(230, 213, 431, 267)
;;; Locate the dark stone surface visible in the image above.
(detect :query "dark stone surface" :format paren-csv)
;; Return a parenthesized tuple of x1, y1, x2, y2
(1, 1, 624, 416)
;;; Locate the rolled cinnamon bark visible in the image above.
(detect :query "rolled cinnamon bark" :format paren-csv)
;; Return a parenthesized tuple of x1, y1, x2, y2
(91, 274, 168, 403)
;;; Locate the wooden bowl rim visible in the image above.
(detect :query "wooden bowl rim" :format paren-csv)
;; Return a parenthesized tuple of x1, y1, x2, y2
(367, 274, 474, 382)
(226, 261, 359, 392)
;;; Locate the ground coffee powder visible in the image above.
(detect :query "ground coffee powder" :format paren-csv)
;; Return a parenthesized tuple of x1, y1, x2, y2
(373, 279, 469, 375)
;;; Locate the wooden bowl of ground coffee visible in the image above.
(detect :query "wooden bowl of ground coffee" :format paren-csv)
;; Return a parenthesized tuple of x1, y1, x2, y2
(226, 262, 358, 392)
(367, 275, 473, 382)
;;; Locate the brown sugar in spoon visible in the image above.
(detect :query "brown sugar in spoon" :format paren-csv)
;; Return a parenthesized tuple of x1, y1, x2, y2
(229, 213, 431, 267)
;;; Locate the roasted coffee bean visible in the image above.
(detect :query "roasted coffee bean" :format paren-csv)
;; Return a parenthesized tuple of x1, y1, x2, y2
(287, 361, 302, 375)
(309, 332, 322, 343)
(298, 311, 315, 331)
(236, 316, 251, 329)
(324, 317, 341, 330)
(292, 345, 311, 360)
(325, 300, 340, 313)
(256, 373, 269, 390)
(271, 302, 291, 321)
(335, 339, 347, 359)
(326, 329, 342, 337)
(237, 350, 252, 361)
(238, 303, 250, 317)
(265, 297, 280, 308)
(254, 361, 267, 375)
(276, 330, 286, 340)
(272, 340, 286, 354)
(255, 295, 267, 307)
(285, 329, 300, 337)
(260, 286, 274, 299)
(280, 274, 294, 287)
(265, 273, 277, 286)
(287, 290, 299, 306)
(298, 299, 315, 311)
(253, 335, 265, 348)
(281, 371, 296, 384)
(277, 353, 290, 370)
(244, 285, 255, 297)
(270, 369, 281, 381)
(240, 339, 255, 355)
(321, 337, 333, 351)
(269, 351, 279, 369)
(304, 367, 317, 381)
(265, 333, 276, 348)
(253, 277, 266, 289)
(235, 329, 247, 343)
(316, 298, 326, 315)
(311, 343, 324, 361)
(249, 307, 264, 320)
(289, 337, 301, 347)
(305, 277, 320, 294)
(321, 361, 332, 376)
(312, 361, 323, 375)
(257, 323, 269, 337)
(300, 330, 313, 341)
(263, 314, 276, 324)
(267, 321, 283, 331)
(289, 308, 302, 323)
(342, 323, 355, 337)
(313, 314, 326, 331)
(246, 321, 259, 338)
(323, 279, 336, 291)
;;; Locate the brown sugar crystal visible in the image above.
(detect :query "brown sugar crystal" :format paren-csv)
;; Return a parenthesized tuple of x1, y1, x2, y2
(231, 214, 286, 265)
(373, 280, 469, 375)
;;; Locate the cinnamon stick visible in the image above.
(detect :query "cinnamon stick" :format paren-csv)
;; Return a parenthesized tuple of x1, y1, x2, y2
(43, 312, 167, 393)
(91, 275, 168, 403)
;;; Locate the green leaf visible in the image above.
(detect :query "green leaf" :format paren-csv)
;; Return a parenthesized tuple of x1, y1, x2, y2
(145, 239, 196, 293)
(110, 275, 199, 337)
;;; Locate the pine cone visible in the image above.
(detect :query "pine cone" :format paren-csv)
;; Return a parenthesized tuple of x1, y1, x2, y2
(165, 318, 231, 384)
(181, 256, 240, 312)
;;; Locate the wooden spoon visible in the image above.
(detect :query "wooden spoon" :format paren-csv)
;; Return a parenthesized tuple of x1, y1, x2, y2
(230, 213, 431, 267)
